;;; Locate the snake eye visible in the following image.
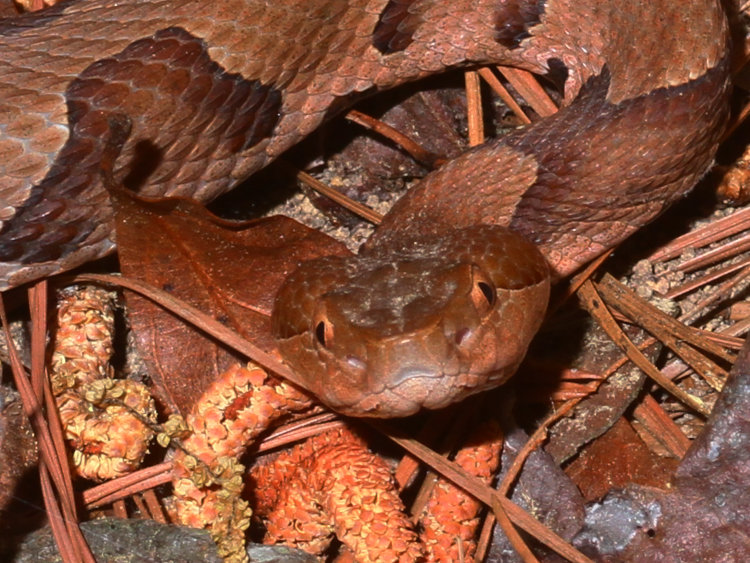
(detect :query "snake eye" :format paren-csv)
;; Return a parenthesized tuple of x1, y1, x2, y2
(314, 319, 333, 349)
(477, 281, 495, 304)
(470, 268, 496, 316)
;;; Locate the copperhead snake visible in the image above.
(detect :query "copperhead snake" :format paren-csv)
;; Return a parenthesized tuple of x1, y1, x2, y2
(0, 0, 731, 416)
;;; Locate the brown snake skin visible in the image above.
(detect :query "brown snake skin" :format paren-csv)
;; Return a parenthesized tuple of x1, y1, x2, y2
(0, 0, 731, 416)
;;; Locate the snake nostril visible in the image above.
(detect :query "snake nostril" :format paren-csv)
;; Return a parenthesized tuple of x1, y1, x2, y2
(454, 327, 471, 345)
(346, 355, 366, 370)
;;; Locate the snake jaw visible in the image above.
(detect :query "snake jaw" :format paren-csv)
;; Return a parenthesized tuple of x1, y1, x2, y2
(273, 225, 551, 417)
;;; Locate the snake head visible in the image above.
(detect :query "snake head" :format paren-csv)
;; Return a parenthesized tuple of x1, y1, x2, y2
(273, 225, 550, 417)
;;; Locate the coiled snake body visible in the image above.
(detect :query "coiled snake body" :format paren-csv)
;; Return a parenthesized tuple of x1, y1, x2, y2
(0, 0, 731, 415)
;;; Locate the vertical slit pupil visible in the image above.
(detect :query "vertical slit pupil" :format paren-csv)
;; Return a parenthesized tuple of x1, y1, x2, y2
(478, 281, 494, 305)
(315, 321, 327, 347)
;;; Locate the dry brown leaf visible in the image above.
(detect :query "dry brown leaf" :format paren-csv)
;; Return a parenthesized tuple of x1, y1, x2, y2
(112, 190, 348, 414)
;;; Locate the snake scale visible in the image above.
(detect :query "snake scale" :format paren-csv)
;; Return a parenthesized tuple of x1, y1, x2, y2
(0, 0, 731, 415)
